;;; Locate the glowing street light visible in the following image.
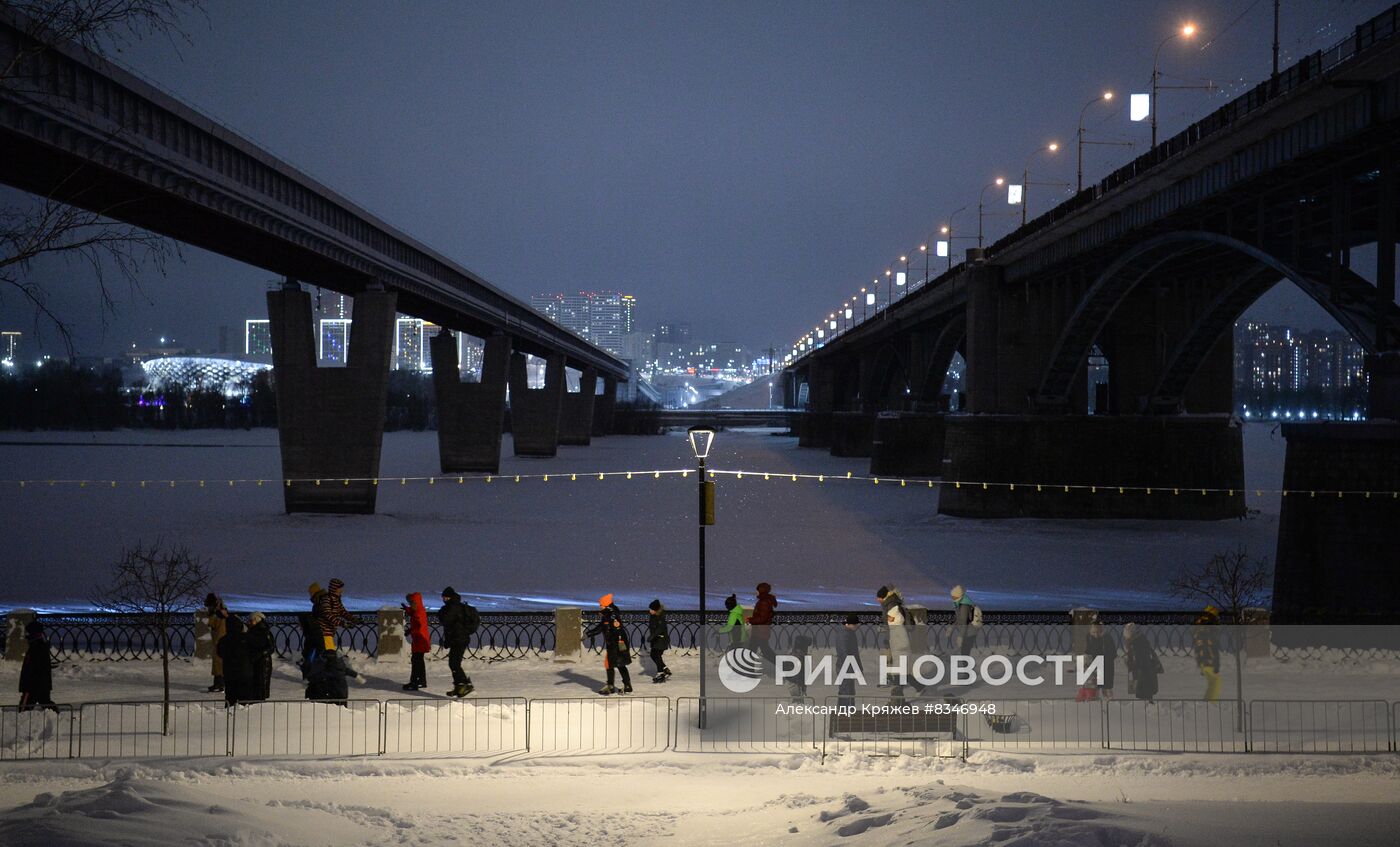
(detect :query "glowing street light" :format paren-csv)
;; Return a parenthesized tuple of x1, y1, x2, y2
(1077, 91, 1130, 192)
(1020, 142, 1060, 226)
(978, 177, 1005, 248)
(1152, 23, 1199, 146)
(687, 424, 716, 728)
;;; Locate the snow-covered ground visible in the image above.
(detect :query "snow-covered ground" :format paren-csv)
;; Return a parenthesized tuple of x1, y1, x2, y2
(0, 423, 1289, 613)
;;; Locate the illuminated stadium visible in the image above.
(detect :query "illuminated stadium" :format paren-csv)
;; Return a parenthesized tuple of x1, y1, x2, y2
(140, 356, 271, 395)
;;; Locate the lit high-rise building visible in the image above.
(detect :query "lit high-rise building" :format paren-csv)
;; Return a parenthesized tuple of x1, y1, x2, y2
(394, 317, 426, 371)
(319, 319, 351, 365)
(529, 290, 637, 356)
(244, 320, 272, 357)
(1, 330, 20, 363)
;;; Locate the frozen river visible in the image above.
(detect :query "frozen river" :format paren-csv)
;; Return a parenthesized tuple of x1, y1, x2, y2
(0, 423, 1288, 613)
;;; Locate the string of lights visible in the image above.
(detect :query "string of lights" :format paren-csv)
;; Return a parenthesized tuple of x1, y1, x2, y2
(0, 467, 1394, 498)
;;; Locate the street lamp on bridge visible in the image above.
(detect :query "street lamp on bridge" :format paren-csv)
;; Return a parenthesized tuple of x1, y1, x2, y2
(1152, 23, 1198, 147)
(1019, 142, 1060, 226)
(978, 177, 1006, 248)
(1077, 91, 1133, 192)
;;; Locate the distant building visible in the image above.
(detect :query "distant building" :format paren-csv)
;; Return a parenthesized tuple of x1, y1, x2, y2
(1233, 321, 1367, 418)
(529, 290, 636, 356)
(319, 319, 351, 365)
(656, 322, 691, 346)
(394, 317, 426, 371)
(1, 330, 19, 363)
(245, 319, 272, 357)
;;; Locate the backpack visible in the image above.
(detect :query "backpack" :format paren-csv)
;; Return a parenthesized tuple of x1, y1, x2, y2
(463, 603, 480, 635)
(971, 606, 984, 628)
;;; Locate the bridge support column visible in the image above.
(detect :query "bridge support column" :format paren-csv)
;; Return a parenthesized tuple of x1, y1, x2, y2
(560, 366, 598, 446)
(267, 286, 395, 514)
(592, 376, 617, 436)
(938, 414, 1244, 519)
(1273, 421, 1400, 621)
(1367, 351, 1400, 420)
(797, 361, 834, 448)
(965, 263, 1050, 413)
(869, 412, 945, 477)
(830, 411, 875, 457)
(430, 331, 510, 473)
(509, 352, 565, 457)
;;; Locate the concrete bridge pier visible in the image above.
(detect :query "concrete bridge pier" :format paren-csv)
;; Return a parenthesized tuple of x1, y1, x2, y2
(430, 331, 511, 473)
(592, 376, 617, 437)
(797, 361, 834, 448)
(1273, 352, 1400, 621)
(870, 411, 946, 477)
(938, 414, 1245, 519)
(560, 366, 598, 446)
(509, 352, 566, 457)
(267, 285, 396, 514)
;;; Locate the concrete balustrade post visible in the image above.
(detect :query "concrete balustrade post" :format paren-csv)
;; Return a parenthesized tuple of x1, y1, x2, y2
(377, 607, 405, 660)
(554, 607, 582, 662)
(4, 609, 35, 661)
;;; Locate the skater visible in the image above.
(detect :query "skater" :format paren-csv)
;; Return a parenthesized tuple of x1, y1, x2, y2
(586, 594, 632, 695)
(747, 582, 778, 664)
(647, 599, 671, 682)
(245, 612, 275, 702)
(402, 592, 431, 691)
(720, 594, 748, 649)
(305, 652, 357, 707)
(316, 578, 357, 653)
(877, 586, 920, 698)
(950, 585, 978, 657)
(1123, 623, 1161, 703)
(18, 620, 54, 711)
(1083, 620, 1117, 699)
(300, 582, 325, 679)
(204, 593, 228, 693)
(438, 586, 478, 697)
(1193, 606, 1222, 701)
(835, 614, 862, 709)
(217, 616, 255, 707)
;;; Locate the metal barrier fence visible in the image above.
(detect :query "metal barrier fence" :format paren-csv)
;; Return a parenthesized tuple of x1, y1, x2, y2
(380, 698, 527, 756)
(527, 697, 671, 754)
(229, 699, 381, 757)
(959, 698, 1105, 752)
(0, 704, 76, 760)
(78, 700, 228, 758)
(1, 697, 1397, 761)
(673, 697, 819, 753)
(1106, 699, 1247, 753)
(1249, 700, 1394, 753)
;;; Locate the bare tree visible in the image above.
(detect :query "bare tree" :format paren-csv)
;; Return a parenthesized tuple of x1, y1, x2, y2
(91, 538, 212, 732)
(1170, 547, 1271, 729)
(0, 0, 202, 354)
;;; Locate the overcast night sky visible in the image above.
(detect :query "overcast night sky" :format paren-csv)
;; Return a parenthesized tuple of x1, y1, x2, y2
(4, 0, 1395, 358)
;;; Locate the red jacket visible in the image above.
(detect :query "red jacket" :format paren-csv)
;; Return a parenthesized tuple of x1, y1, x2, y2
(403, 593, 431, 654)
(750, 584, 777, 626)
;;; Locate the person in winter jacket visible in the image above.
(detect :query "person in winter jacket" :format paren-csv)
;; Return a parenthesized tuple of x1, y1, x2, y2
(788, 634, 814, 698)
(647, 599, 671, 682)
(720, 594, 748, 648)
(835, 614, 862, 709)
(305, 652, 358, 707)
(585, 594, 632, 695)
(402, 592, 431, 691)
(438, 587, 477, 697)
(747, 582, 778, 664)
(877, 586, 921, 696)
(244, 612, 275, 702)
(1122, 623, 1161, 703)
(316, 578, 357, 652)
(18, 620, 54, 710)
(204, 593, 228, 693)
(217, 616, 255, 707)
(300, 582, 325, 679)
(1082, 621, 1117, 699)
(1193, 606, 1222, 701)
(951, 585, 977, 657)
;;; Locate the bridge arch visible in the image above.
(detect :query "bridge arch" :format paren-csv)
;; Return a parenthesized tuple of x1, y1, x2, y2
(912, 315, 966, 403)
(868, 343, 910, 409)
(1037, 230, 1400, 409)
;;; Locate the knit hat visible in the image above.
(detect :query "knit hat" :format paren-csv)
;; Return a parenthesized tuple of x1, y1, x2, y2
(1203, 605, 1220, 617)
(724, 594, 737, 610)
(205, 592, 219, 608)
(308, 582, 322, 598)
(648, 599, 662, 611)
(845, 613, 860, 626)
(757, 582, 771, 594)
(599, 593, 614, 608)
(328, 578, 345, 591)
(248, 612, 265, 626)
(441, 586, 458, 598)
(950, 585, 965, 601)
(25, 620, 43, 637)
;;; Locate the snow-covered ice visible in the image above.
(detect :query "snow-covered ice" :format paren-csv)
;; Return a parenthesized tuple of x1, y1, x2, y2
(0, 423, 1289, 613)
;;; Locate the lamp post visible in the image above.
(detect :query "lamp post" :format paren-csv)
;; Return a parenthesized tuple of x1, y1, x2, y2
(860, 287, 868, 320)
(1078, 91, 1114, 192)
(898, 255, 908, 301)
(978, 177, 1005, 248)
(883, 268, 892, 311)
(943, 204, 969, 270)
(688, 425, 715, 727)
(1152, 23, 1197, 147)
(919, 244, 928, 286)
(1021, 143, 1060, 226)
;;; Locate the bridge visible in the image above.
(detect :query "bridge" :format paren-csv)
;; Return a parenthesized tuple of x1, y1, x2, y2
(782, 5, 1400, 620)
(0, 9, 628, 513)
